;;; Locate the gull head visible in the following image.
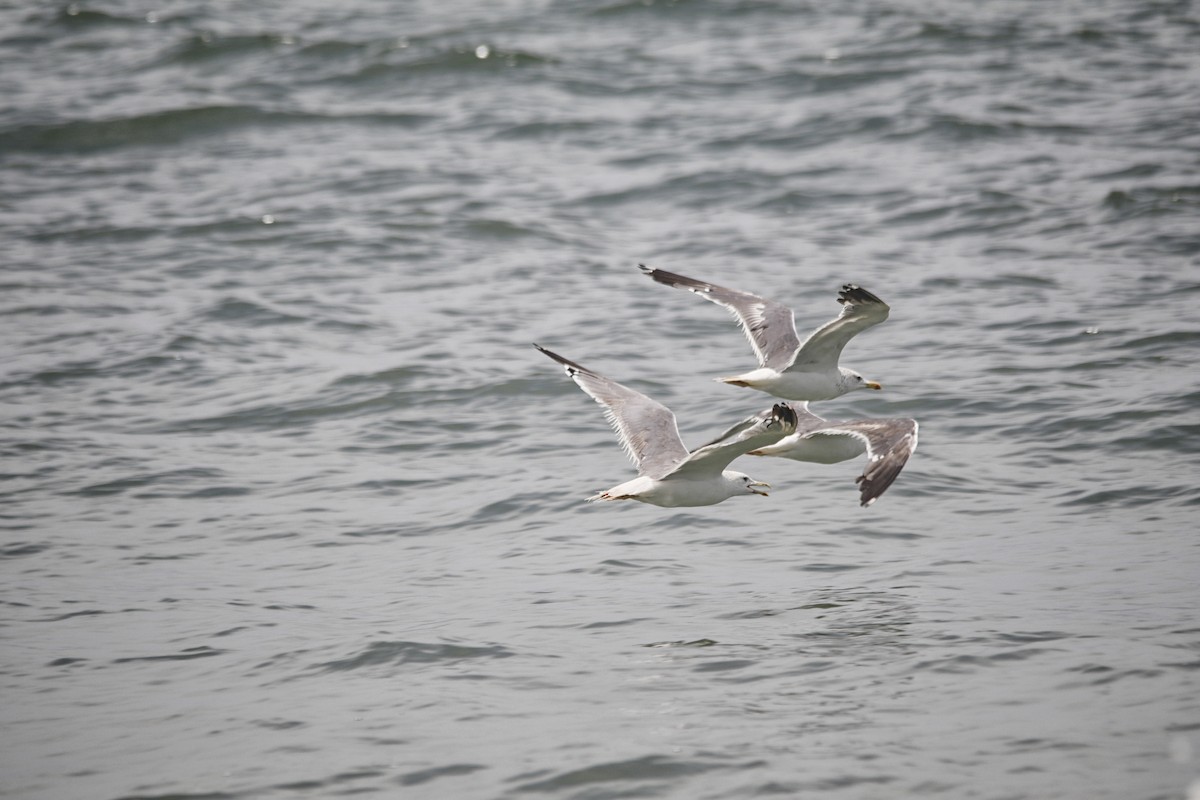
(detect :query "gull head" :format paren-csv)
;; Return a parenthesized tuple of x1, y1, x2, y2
(839, 368, 883, 393)
(727, 471, 770, 497)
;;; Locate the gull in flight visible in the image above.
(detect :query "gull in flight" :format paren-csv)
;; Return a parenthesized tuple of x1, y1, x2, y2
(534, 344, 798, 507)
(640, 264, 889, 401)
(749, 403, 919, 506)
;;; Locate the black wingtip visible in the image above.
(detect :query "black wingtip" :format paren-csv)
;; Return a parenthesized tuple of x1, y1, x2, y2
(838, 284, 886, 306)
(773, 402, 797, 428)
(533, 343, 590, 377)
(854, 452, 907, 507)
(854, 474, 875, 507)
(533, 342, 561, 362)
(638, 263, 670, 283)
(639, 264, 709, 292)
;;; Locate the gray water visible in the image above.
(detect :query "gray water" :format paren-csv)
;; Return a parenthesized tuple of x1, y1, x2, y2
(2, 1, 1199, 798)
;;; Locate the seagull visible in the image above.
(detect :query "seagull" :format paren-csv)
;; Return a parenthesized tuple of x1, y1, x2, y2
(639, 264, 889, 401)
(534, 344, 798, 507)
(748, 403, 918, 507)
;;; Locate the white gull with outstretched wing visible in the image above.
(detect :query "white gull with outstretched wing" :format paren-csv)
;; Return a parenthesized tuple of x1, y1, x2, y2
(749, 402, 918, 507)
(640, 264, 889, 402)
(535, 344, 797, 507)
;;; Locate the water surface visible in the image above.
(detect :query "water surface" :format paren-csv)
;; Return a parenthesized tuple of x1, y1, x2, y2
(2, 1, 1199, 798)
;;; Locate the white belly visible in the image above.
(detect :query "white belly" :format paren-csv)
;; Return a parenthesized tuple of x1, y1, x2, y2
(755, 432, 866, 464)
(590, 475, 738, 507)
(723, 368, 844, 401)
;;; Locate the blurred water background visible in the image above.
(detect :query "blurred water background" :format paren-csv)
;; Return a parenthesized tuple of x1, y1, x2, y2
(2, 1, 1199, 798)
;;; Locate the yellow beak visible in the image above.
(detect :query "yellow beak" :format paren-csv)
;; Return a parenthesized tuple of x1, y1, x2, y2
(866, 381, 883, 390)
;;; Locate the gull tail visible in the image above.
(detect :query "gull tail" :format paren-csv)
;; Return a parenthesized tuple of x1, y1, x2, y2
(587, 491, 633, 502)
(717, 368, 776, 389)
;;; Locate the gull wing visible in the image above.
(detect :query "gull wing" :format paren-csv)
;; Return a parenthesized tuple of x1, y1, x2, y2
(786, 284, 890, 371)
(534, 345, 689, 479)
(669, 403, 798, 479)
(640, 264, 801, 371)
(808, 417, 918, 506)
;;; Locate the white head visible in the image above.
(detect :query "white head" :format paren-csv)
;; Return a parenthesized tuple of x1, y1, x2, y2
(839, 368, 883, 394)
(724, 471, 771, 497)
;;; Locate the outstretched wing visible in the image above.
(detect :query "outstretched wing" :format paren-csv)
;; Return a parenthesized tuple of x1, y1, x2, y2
(534, 345, 689, 478)
(640, 264, 801, 371)
(670, 403, 798, 479)
(812, 417, 918, 506)
(787, 284, 889, 371)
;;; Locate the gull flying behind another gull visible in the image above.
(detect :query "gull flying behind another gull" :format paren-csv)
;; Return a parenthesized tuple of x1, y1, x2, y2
(640, 264, 889, 401)
(534, 344, 798, 507)
(749, 402, 919, 507)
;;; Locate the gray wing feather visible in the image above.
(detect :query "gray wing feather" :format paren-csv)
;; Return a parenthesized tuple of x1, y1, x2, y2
(534, 345, 689, 478)
(640, 265, 800, 371)
(670, 403, 798, 479)
(813, 417, 918, 506)
(787, 284, 890, 371)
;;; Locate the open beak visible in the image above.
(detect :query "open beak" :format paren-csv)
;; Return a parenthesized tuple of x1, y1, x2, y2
(866, 381, 883, 391)
(750, 481, 770, 497)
